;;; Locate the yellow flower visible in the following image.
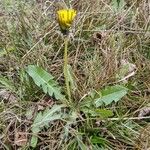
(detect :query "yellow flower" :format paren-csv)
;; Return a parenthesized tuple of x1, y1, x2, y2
(57, 9, 76, 34)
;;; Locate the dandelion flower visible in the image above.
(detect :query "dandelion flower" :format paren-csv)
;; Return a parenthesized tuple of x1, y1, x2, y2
(57, 9, 76, 34)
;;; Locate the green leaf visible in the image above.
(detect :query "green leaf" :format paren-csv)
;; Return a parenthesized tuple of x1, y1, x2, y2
(91, 136, 106, 145)
(0, 75, 15, 92)
(79, 90, 96, 108)
(111, 0, 125, 12)
(0, 46, 15, 57)
(95, 85, 128, 107)
(30, 135, 38, 148)
(30, 104, 64, 147)
(31, 104, 64, 134)
(95, 109, 113, 118)
(82, 108, 113, 118)
(26, 65, 65, 100)
(76, 135, 87, 150)
(62, 111, 78, 140)
(0, 48, 7, 57)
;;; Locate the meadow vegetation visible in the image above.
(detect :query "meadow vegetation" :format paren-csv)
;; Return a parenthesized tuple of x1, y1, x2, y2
(0, 0, 150, 149)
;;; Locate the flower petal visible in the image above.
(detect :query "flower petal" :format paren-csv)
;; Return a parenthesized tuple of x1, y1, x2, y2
(57, 9, 77, 33)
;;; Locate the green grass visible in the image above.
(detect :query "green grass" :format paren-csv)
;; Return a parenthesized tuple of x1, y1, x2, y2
(0, 0, 150, 149)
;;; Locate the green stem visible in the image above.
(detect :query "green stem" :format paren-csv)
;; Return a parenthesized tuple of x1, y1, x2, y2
(67, 0, 70, 8)
(64, 36, 71, 102)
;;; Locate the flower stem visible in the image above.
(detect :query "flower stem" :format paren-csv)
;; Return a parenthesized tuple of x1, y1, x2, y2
(64, 36, 71, 102)
(67, 0, 70, 8)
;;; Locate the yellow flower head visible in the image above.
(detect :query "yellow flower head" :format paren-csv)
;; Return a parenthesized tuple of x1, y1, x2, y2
(57, 9, 76, 34)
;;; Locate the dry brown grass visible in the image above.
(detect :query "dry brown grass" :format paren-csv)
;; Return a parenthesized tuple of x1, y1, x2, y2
(0, 0, 150, 149)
